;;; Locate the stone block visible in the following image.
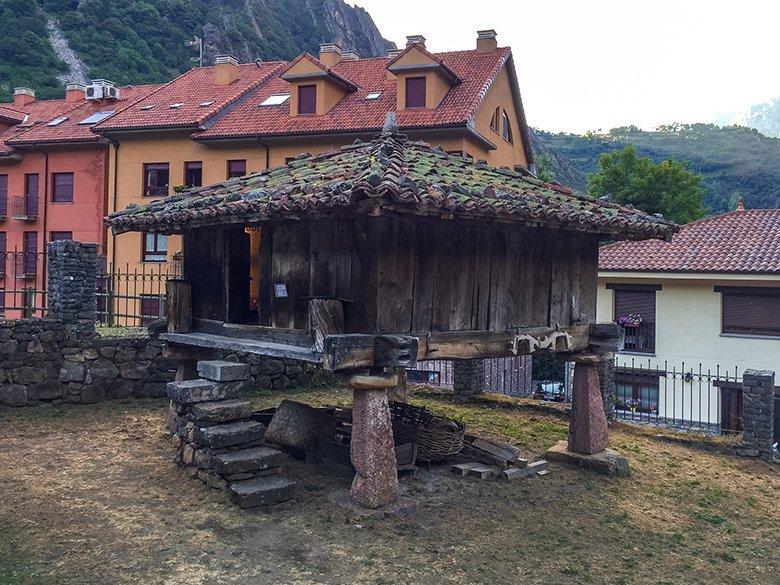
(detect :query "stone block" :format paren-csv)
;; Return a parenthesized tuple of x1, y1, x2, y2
(59, 362, 86, 383)
(546, 441, 630, 477)
(89, 358, 120, 380)
(80, 385, 106, 404)
(228, 476, 296, 508)
(260, 359, 285, 375)
(166, 379, 242, 404)
(31, 380, 65, 401)
(189, 399, 252, 424)
(194, 421, 267, 450)
(214, 445, 285, 475)
(197, 360, 250, 382)
(106, 380, 134, 400)
(12, 366, 44, 385)
(264, 400, 336, 451)
(0, 384, 27, 406)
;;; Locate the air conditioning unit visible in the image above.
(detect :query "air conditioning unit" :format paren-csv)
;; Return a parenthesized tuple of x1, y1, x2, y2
(85, 79, 119, 101)
(85, 83, 104, 101)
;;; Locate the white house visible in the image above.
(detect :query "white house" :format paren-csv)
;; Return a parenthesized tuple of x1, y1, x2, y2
(597, 202, 779, 432)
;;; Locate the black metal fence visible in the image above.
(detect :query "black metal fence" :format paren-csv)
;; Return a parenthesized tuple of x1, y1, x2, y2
(0, 249, 47, 318)
(611, 357, 743, 435)
(0, 249, 180, 326)
(96, 261, 180, 327)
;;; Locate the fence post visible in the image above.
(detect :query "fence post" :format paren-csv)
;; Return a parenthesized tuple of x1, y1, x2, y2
(739, 370, 775, 461)
(47, 240, 99, 337)
(453, 358, 485, 401)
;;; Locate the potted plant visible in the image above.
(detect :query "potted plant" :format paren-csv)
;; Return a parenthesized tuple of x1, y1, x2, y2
(626, 397, 640, 414)
(617, 314, 643, 328)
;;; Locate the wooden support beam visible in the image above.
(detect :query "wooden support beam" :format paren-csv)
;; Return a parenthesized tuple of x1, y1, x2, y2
(308, 298, 345, 353)
(322, 325, 590, 371)
(165, 279, 192, 333)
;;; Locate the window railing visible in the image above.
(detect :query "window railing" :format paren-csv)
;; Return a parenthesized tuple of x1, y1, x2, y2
(12, 195, 38, 220)
(621, 321, 655, 353)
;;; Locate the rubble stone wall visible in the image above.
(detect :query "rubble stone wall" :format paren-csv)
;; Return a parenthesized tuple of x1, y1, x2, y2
(0, 318, 173, 407)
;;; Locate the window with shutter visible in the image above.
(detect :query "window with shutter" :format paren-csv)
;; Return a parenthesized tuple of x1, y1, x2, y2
(718, 287, 780, 337)
(611, 287, 658, 353)
(52, 172, 74, 202)
(298, 85, 317, 115)
(405, 77, 426, 108)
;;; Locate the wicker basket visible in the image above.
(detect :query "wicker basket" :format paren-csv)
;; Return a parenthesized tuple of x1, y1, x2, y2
(390, 402, 465, 462)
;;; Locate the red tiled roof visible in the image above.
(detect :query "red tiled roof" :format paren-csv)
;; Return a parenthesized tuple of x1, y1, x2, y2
(6, 85, 162, 146)
(599, 208, 780, 273)
(0, 105, 27, 124)
(280, 53, 358, 92)
(194, 48, 512, 140)
(93, 62, 286, 132)
(0, 98, 76, 156)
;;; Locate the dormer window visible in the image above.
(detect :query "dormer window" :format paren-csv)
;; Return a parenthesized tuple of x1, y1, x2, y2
(298, 85, 317, 115)
(405, 77, 426, 108)
(501, 109, 513, 144)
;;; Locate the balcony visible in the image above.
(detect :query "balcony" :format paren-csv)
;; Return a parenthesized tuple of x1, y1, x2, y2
(12, 195, 39, 221)
(620, 321, 655, 353)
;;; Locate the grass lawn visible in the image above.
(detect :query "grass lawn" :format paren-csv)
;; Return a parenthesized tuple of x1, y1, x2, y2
(0, 387, 776, 584)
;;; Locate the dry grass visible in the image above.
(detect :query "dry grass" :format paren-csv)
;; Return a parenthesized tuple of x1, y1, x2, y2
(0, 387, 777, 584)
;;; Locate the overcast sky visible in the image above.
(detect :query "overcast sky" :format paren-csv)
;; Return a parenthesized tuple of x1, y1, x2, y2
(348, 0, 780, 133)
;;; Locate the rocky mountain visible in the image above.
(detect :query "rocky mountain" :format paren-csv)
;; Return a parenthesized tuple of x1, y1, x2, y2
(731, 98, 780, 138)
(0, 0, 395, 101)
(532, 124, 780, 214)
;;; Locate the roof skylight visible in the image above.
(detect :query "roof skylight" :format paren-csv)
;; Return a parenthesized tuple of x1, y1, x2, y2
(199, 101, 215, 107)
(170, 103, 184, 109)
(140, 104, 155, 111)
(78, 111, 115, 125)
(365, 91, 382, 100)
(47, 116, 69, 127)
(260, 94, 290, 106)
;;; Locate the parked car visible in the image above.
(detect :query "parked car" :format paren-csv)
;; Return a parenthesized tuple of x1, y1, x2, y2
(532, 381, 566, 402)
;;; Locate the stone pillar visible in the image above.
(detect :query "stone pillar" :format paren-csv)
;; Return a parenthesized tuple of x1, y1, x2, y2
(568, 361, 609, 454)
(46, 240, 99, 337)
(740, 370, 775, 461)
(348, 373, 398, 508)
(453, 359, 485, 401)
(598, 359, 616, 420)
(387, 367, 408, 403)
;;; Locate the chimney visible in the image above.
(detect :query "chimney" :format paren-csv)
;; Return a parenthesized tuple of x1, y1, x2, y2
(340, 51, 359, 61)
(319, 43, 342, 67)
(476, 29, 497, 53)
(213, 55, 239, 86)
(735, 196, 745, 213)
(13, 87, 35, 108)
(406, 35, 426, 48)
(387, 49, 402, 58)
(65, 83, 86, 103)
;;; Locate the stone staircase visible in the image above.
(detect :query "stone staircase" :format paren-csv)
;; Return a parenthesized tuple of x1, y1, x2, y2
(167, 360, 296, 508)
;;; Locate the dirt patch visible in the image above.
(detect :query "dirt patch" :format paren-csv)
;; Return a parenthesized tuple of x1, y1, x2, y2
(0, 389, 777, 584)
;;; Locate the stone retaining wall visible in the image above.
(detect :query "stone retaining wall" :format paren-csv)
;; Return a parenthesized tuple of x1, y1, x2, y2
(0, 319, 173, 407)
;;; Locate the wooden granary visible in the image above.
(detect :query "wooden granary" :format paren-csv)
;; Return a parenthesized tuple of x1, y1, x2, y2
(107, 116, 676, 507)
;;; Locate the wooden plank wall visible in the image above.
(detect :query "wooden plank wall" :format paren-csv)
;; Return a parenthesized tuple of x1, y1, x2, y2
(188, 216, 600, 334)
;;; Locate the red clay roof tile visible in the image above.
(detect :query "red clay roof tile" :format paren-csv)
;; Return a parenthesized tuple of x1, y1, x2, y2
(599, 208, 780, 273)
(93, 62, 286, 132)
(194, 48, 511, 140)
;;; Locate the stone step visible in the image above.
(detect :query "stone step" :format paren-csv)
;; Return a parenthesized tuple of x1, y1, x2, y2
(214, 445, 285, 475)
(166, 379, 242, 404)
(502, 460, 549, 481)
(228, 476, 296, 508)
(194, 421, 266, 450)
(197, 360, 250, 382)
(189, 399, 252, 424)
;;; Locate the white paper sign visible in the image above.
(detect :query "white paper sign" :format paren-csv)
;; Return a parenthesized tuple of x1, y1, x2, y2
(274, 283, 288, 298)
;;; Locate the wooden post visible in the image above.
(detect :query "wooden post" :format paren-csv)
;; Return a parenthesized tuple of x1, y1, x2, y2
(388, 367, 408, 403)
(165, 279, 191, 333)
(309, 298, 345, 353)
(344, 371, 399, 508)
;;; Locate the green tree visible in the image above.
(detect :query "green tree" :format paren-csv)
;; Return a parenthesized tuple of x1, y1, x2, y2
(587, 145, 705, 224)
(534, 152, 556, 182)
